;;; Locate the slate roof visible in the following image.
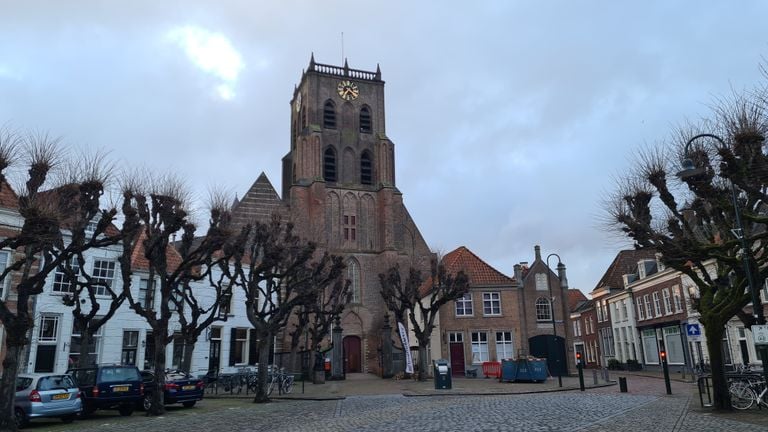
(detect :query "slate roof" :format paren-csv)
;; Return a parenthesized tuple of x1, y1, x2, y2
(231, 172, 286, 228)
(592, 248, 657, 292)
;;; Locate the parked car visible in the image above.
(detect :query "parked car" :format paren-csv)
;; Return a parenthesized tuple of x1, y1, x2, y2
(14, 373, 82, 428)
(139, 370, 204, 410)
(67, 364, 143, 417)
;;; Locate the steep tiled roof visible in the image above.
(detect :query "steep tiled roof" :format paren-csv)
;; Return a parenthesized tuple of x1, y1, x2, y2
(567, 289, 588, 311)
(572, 298, 594, 313)
(0, 178, 18, 209)
(592, 248, 657, 293)
(442, 246, 515, 286)
(36, 184, 121, 236)
(130, 228, 183, 273)
(231, 172, 286, 228)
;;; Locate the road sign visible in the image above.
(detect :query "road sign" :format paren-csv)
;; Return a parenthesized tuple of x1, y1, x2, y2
(686, 323, 701, 337)
(753, 325, 768, 346)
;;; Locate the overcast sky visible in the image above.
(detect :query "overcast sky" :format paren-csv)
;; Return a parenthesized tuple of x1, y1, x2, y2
(2, 1, 768, 294)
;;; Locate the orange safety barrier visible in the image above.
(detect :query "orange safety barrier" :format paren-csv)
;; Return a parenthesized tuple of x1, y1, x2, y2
(482, 361, 501, 378)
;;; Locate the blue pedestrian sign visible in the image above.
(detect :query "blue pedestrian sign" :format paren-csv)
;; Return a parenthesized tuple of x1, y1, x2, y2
(686, 324, 701, 337)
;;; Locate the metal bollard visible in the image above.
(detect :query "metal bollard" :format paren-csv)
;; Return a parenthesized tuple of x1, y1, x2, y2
(619, 376, 628, 392)
(593, 369, 598, 385)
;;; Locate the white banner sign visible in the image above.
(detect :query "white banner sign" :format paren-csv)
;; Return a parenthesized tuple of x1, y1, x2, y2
(398, 322, 414, 374)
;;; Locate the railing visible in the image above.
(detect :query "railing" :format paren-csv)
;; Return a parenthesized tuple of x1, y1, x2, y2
(311, 62, 379, 81)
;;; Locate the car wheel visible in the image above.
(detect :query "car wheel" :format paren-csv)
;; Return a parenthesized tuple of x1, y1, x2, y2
(15, 408, 28, 429)
(182, 401, 196, 408)
(118, 405, 134, 416)
(61, 414, 76, 423)
(141, 394, 152, 411)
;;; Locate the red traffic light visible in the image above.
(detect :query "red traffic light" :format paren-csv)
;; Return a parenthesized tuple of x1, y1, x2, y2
(660, 350, 667, 359)
(575, 352, 582, 360)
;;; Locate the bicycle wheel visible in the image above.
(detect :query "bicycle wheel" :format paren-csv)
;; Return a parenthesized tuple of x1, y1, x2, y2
(267, 376, 277, 396)
(729, 381, 755, 410)
(283, 376, 294, 394)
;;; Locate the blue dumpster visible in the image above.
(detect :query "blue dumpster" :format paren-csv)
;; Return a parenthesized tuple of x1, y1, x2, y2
(528, 359, 548, 382)
(501, 360, 518, 382)
(501, 358, 548, 383)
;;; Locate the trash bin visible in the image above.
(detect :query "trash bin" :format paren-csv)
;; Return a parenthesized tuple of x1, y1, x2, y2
(433, 359, 452, 389)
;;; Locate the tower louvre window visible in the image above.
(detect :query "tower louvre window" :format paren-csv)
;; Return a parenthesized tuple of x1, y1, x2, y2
(359, 106, 372, 133)
(323, 147, 337, 182)
(323, 100, 336, 129)
(360, 151, 372, 185)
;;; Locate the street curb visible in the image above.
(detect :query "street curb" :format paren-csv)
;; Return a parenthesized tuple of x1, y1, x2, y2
(402, 382, 617, 397)
(205, 394, 346, 401)
(613, 372, 695, 384)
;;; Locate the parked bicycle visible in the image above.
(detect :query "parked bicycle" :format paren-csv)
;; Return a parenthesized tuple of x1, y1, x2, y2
(729, 376, 767, 410)
(267, 368, 295, 396)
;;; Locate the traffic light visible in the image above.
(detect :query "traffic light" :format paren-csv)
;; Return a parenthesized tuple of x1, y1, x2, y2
(660, 350, 667, 361)
(576, 352, 582, 363)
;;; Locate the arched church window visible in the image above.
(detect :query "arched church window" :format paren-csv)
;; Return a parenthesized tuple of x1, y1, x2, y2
(323, 147, 337, 182)
(323, 100, 336, 129)
(347, 259, 361, 303)
(535, 297, 552, 322)
(359, 106, 372, 133)
(360, 151, 372, 185)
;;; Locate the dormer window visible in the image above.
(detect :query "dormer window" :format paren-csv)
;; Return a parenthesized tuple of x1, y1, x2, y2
(323, 100, 336, 129)
(359, 106, 372, 133)
(323, 147, 337, 182)
(360, 151, 372, 185)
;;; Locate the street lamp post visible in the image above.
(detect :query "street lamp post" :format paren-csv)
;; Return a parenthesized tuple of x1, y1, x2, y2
(545, 253, 566, 388)
(677, 133, 768, 384)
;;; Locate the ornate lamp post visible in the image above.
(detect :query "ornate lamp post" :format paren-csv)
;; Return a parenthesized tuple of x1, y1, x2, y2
(545, 253, 568, 387)
(677, 133, 768, 383)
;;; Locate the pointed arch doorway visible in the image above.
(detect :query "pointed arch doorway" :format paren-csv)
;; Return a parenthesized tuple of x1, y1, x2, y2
(343, 335, 362, 373)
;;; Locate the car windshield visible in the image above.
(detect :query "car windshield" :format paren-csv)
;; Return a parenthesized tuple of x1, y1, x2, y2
(100, 367, 140, 383)
(15, 377, 33, 392)
(38, 375, 76, 391)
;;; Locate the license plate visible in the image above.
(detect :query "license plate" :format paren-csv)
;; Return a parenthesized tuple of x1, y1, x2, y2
(112, 386, 129, 392)
(182, 385, 195, 391)
(52, 393, 69, 400)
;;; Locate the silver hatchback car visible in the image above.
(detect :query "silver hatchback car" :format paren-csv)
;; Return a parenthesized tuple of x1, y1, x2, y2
(15, 373, 82, 428)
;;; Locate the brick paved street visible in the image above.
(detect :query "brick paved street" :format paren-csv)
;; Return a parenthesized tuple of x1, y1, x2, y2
(18, 374, 768, 432)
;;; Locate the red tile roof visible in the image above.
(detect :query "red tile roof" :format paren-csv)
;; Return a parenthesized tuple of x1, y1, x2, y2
(130, 228, 183, 273)
(567, 289, 588, 311)
(0, 178, 18, 209)
(441, 246, 515, 286)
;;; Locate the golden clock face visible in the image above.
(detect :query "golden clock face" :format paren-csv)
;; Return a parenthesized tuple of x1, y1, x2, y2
(337, 80, 359, 101)
(294, 92, 302, 112)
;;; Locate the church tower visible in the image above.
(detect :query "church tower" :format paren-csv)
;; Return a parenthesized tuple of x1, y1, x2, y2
(235, 55, 431, 374)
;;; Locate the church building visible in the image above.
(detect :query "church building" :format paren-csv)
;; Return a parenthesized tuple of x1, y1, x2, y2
(231, 55, 431, 374)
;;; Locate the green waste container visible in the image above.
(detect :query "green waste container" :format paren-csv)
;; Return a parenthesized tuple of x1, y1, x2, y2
(433, 359, 452, 389)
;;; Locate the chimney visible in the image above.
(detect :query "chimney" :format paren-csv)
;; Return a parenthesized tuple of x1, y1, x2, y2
(534, 245, 541, 261)
(513, 264, 523, 283)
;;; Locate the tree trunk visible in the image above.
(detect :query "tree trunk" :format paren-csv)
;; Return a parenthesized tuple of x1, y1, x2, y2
(0, 344, 23, 432)
(75, 329, 95, 369)
(703, 318, 731, 411)
(180, 337, 196, 373)
(148, 334, 168, 416)
(417, 344, 429, 381)
(253, 334, 272, 403)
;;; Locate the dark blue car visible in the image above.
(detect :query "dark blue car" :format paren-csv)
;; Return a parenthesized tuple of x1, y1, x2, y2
(139, 370, 204, 410)
(67, 365, 143, 417)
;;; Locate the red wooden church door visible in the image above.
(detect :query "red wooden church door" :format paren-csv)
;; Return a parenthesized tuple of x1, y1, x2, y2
(343, 336, 361, 373)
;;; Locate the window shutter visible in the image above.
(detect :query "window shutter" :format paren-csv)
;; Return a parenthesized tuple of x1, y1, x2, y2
(229, 328, 237, 366)
(248, 329, 258, 365)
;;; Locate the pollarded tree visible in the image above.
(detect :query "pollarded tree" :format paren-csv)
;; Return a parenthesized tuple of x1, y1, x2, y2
(379, 259, 469, 381)
(606, 92, 768, 410)
(121, 178, 239, 415)
(0, 131, 128, 431)
(229, 216, 347, 403)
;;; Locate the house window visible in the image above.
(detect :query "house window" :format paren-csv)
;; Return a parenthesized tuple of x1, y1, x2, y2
(359, 106, 372, 133)
(573, 320, 581, 337)
(219, 288, 234, 317)
(470, 332, 489, 364)
(614, 303, 621, 321)
(662, 289, 672, 315)
(343, 214, 357, 243)
(652, 292, 662, 317)
(121, 331, 139, 365)
(621, 300, 628, 321)
(0, 250, 8, 299)
(644, 295, 652, 319)
(139, 278, 155, 310)
(482, 292, 501, 316)
(600, 327, 615, 357)
(52, 258, 79, 293)
(38, 315, 59, 343)
(360, 151, 372, 185)
(448, 332, 463, 343)
(84, 219, 99, 236)
(92, 259, 115, 296)
(347, 260, 361, 303)
(172, 333, 188, 369)
(596, 301, 603, 322)
(323, 100, 336, 129)
(637, 300, 646, 320)
(642, 329, 659, 364)
(455, 293, 473, 316)
(232, 328, 249, 364)
(495, 331, 514, 360)
(535, 273, 548, 291)
(535, 297, 552, 322)
(323, 147, 337, 182)
(69, 318, 103, 366)
(663, 326, 684, 364)
(673, 286, 683, 312)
